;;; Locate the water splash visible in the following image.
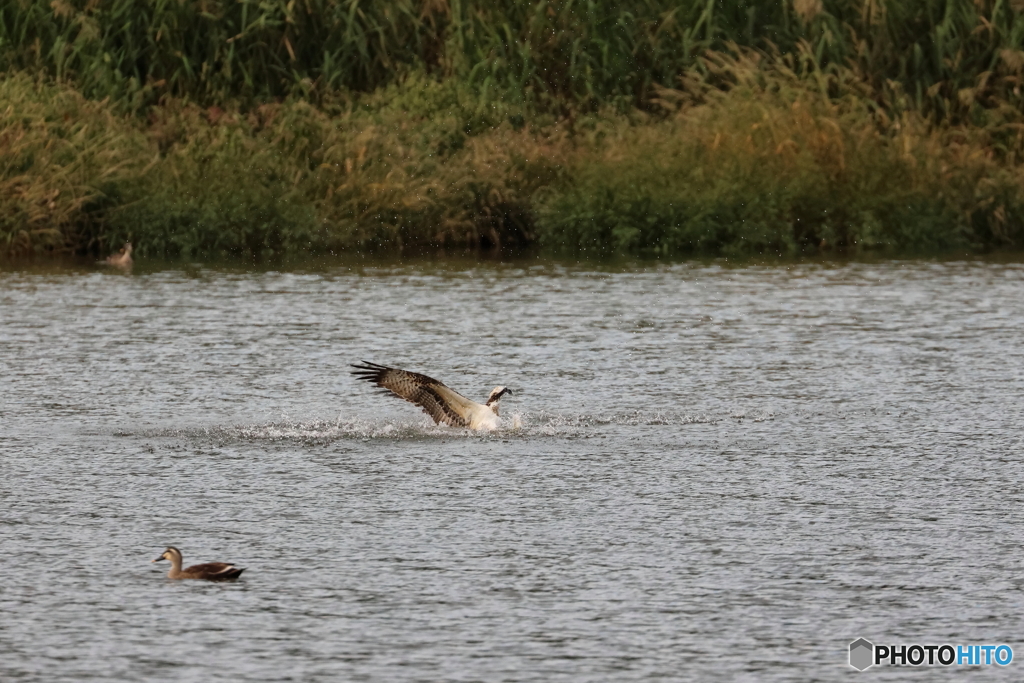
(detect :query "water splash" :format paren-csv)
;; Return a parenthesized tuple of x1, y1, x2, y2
(118, 408, 763, 444)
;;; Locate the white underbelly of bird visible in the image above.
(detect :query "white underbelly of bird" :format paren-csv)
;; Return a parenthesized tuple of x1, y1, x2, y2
(351, 361, 510, 431)
(465, 403, 501, 431)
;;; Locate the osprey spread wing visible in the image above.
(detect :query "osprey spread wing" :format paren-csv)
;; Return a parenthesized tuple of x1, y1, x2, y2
(351, 361, 510, 431)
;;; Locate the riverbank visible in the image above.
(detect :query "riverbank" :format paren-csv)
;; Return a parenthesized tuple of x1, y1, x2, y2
(4, 1, 1024, 259)
(6, 64, 1023, 260)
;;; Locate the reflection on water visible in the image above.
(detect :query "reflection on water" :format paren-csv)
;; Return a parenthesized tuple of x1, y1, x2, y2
(2, 256, 1024, 681)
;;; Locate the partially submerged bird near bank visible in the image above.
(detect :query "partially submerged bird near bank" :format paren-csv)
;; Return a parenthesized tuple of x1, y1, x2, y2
(351, 361, 511, 431)
(152, 546, 245, 580)
(102, 242, 133, 268)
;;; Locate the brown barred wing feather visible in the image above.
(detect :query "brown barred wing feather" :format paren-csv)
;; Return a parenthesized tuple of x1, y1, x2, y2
(413, 384, 472, 428)
(351, 362, 473, 427)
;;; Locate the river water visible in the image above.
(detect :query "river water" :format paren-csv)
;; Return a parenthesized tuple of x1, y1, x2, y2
(1, 256, 1023, 681)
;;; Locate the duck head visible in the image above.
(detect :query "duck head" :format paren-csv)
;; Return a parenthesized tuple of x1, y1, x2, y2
(153, 546, 182, 564)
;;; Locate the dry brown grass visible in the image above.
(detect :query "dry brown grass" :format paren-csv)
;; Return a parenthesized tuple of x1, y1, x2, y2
(103, 76, 572, 256)
(4, 46, 1024, 258)
(536, 48, 1024, 254)
(0, 73, 147, 254)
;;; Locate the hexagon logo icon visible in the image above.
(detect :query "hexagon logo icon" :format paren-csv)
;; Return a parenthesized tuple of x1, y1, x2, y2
(849, 638, 874, 670)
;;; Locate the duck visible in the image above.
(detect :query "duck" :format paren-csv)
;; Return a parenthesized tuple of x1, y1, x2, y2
(152, 546, 245, 580)
(351, 361, 511, 431)
(103, 242, 133, 268)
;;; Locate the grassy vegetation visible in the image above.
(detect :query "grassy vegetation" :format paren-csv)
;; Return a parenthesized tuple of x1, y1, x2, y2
(3, 1, 1024, 258)
(538, 48, 1024, 255)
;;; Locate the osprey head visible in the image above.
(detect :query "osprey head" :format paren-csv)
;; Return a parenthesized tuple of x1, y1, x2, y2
(486, 386, 510, 406)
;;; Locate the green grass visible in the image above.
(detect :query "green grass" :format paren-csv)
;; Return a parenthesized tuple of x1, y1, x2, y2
(0, 72, 148, 254)
(5, 1, 1023, 116)
(3, 1, 1024, 258)
(1, 72, 567, 257)
(536, 49, 1024, 256)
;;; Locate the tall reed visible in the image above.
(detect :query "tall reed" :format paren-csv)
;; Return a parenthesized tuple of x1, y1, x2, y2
(3, 2, 1024, 258)
(3, 1, 1022, 119)
(537, 47, 1024, 255)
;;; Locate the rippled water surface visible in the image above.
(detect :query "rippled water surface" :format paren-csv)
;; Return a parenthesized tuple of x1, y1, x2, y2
(2, 257, 1024, 681)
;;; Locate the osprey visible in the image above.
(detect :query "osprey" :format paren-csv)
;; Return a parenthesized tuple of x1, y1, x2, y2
(351, 361, 511, 431)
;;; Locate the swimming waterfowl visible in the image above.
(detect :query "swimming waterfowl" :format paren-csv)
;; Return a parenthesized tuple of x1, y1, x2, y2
(152, 546, 245, 580)
(351, 361, 511, 431)
(103, 242, 133, 268)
